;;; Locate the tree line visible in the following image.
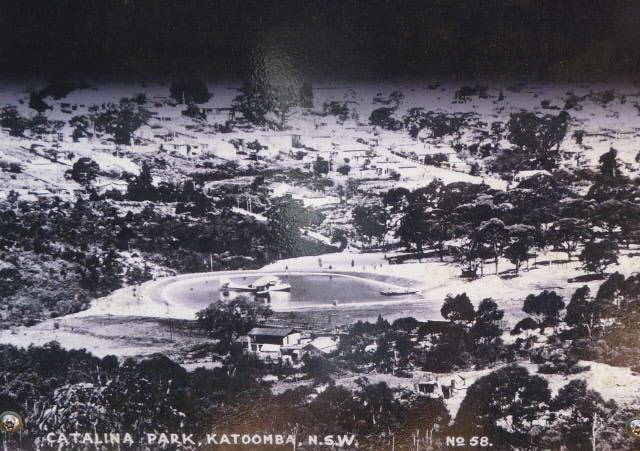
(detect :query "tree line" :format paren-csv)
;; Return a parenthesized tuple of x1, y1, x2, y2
(348, 148, 640, 278)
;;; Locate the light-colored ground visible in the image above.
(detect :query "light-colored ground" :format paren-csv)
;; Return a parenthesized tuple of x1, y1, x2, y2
(272, 359, 640, 415)
(3, 81, 640, 207)
(67, 268, 416, 320)
(262, 249, 640, 324)
(58, 250, 581, 324)
(0, 315, 207, 359)
(2, 248, 639, 414)
(4, 246, 638, 356)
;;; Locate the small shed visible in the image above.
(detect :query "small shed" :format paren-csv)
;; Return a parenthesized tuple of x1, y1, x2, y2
(303, 336, 338, 356)
(513, 170, 552, 184)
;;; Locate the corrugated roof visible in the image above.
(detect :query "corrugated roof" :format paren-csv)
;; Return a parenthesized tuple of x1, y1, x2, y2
(515, 170, 552, 178)
(259, 344, 282, 352)
(305, 337, 338, 353)
(248, 327, 296, 337)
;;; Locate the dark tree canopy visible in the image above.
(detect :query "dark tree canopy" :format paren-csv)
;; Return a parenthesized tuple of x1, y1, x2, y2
(454, 365, 551, 446)
(170, 79, 212, 104)
(579, 240, 619, 274)
(549, 218, 590, 261)
(127, 162, 156, 201)
(441, 293, 475, 324)
(265, 195, 324, 256)
(336, 164, 351, 175)
(475, 298, 504, 324)
(598, 147, 622, 181)
(564, 285, 600, 338)
(523, 290, 565, 324)
(231, 78, 307, 129)
(506, 111, 569, 170)
(28, 91, 51, 113)
(396, 202, 430, 254)
(511, 317, 538, 335)
(66, 157, 100, 187)
(196, 297, 272, 344)
(91, 99, 151, 145)
(550, 379, 616, 450)
(369, 107, 402, 130)
(352, 203, 389, 246)
(313, 157, 330, 177)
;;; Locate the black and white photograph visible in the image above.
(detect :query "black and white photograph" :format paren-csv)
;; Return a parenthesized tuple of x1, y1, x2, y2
(2, 1, 640, 449)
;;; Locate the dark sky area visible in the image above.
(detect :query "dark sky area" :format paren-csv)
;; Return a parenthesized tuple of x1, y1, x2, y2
(1, 0, 639, 81)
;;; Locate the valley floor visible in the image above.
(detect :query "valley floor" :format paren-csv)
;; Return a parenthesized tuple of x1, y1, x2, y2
(3, 246, 640, 419)
(4, 246, 639, 354)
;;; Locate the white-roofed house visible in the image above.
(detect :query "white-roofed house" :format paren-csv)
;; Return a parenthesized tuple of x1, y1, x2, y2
(253, 133, 297, 158)
(303, 336, 339, 357)
(28, 189, 55, 199)
(96, 179, 129, 195)
(513, 169, 552, 184)
(205, 139, 237, 159)
(299, 135, 333, 153)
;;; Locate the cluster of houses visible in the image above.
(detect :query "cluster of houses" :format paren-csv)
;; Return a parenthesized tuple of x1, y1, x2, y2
(242, 326, 339, 365)
(241, 325, 471, 400)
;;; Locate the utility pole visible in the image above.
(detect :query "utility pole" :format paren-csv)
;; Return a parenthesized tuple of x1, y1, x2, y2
(591, 413, 599, 451)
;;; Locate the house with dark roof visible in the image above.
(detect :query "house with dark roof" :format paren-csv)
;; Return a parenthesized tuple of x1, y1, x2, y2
(246, 327, 302, 361)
